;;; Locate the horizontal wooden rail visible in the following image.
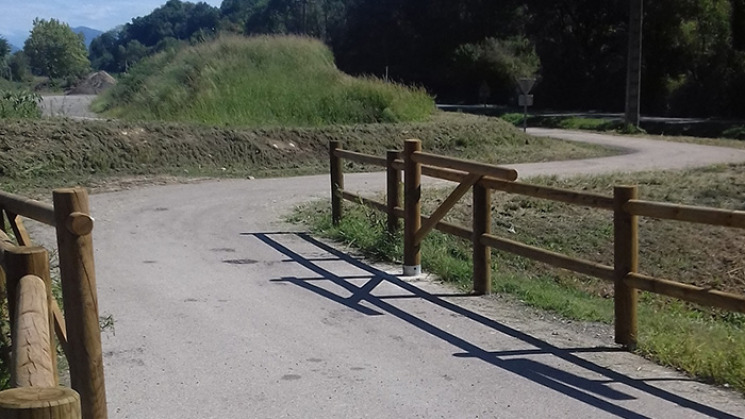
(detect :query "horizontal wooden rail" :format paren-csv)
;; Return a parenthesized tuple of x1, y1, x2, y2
(483, 178, 615, 210)
(481, 233, 615, 282)
(625, 273, 745, 313)
(340, 191, 388, 213)
(624, 199, 745, 228)
(334, 149, 387, 167)
(340, 190, 471, 240)
(394, 163, 613, 210)
(424, 215, 472, 240)
(0, 191, 56, 227)
(412, 152, 518, 181)
(394, 160, 480, 184)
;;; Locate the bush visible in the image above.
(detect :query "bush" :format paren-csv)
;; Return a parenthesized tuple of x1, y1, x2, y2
(0, 91, 41, 118)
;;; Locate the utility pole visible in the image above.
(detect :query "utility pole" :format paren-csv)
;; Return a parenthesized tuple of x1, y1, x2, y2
(625, 0, 643, 127)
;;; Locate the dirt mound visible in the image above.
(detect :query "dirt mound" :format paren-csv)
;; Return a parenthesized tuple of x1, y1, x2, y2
(67, 71, 117, 95)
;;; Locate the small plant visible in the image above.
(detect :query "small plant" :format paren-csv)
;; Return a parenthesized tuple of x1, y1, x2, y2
(0, 90, 42, 118)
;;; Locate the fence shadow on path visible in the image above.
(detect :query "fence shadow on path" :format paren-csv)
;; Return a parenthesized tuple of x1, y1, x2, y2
(243, 231, 738, 419)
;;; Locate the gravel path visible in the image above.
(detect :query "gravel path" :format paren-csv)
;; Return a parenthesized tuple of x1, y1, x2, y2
(40, 95, 98, 119)
(26, 118, 745, 417)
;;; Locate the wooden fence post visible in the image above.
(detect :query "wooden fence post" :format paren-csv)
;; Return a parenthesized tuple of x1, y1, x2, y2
(473, 182, 492, 294)
(0, 387, 81, 419)
(403, 139, 422, 276)
(386, 150, 401, 235)
(4, 247, 58, 385)
(330, 141, 344, 225)
(11, 275, 55, 388)
(53, 188, 107, 419)
(614, 185, 639, 348)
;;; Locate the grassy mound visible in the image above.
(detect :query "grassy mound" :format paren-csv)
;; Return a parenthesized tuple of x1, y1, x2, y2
(94, 35, 435, 126)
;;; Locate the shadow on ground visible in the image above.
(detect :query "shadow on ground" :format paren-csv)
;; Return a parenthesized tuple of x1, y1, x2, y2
(242, 231, 738, 419)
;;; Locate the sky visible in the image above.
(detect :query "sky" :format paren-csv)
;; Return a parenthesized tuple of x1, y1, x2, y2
(0, 0, 222, 47)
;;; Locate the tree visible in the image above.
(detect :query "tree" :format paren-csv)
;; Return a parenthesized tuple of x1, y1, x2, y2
(8, 52, 32, 82)
(24, 18, 90, 79)
(0, 36, 10, 80)
(0, 37, 9, 63)
(451, 37, 540, 103)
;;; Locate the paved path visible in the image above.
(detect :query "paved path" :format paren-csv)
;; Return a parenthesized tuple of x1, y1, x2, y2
(30, 130, 745, 418)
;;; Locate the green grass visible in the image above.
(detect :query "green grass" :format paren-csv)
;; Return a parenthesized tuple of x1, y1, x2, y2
(291, 162, 745, 392)
(94, 35, 435, 126)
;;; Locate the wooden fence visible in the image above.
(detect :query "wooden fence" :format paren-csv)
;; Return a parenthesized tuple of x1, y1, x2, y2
(329, 139, 745, 348)
(0, 188, 106, 419)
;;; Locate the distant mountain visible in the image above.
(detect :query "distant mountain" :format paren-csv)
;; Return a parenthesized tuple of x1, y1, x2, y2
(72, 26, 103, 47)
(10, 44, 20, 53)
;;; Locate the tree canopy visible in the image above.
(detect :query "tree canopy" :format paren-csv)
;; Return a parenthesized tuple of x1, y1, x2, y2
(24, 18, 90, 79)
(86, 0, 745, 117)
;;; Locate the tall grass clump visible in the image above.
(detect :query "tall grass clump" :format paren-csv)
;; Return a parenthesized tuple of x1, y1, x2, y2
(94, 35, 434, 126)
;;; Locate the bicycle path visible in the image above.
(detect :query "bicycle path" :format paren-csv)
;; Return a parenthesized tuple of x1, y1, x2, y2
(34, 129, 745, 418)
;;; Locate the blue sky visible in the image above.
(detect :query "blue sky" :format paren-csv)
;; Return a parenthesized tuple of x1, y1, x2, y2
(1, 0, 222, 47)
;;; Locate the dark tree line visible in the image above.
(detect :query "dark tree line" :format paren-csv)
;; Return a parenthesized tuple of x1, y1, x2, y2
(88, 0, 745, 117)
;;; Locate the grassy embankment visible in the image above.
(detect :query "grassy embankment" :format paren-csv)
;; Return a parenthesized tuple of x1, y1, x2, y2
(292, 163, 745, 392)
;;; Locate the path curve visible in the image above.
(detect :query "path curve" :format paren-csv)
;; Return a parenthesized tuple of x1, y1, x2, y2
(29, 130, 745, 418)
(517, 128, 745, 178)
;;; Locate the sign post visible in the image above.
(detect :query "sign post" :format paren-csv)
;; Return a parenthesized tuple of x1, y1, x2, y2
(517, 78, 536, 133)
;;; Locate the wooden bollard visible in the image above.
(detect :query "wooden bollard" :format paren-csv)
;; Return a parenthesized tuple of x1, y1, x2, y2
(403, 139, 422, 276)
(329, 141, 344, 225)
(0, 387, 81, 419)
(472, 183, 492, 295)
(386, 150, 401, 235)
(53, 188, 107, 419)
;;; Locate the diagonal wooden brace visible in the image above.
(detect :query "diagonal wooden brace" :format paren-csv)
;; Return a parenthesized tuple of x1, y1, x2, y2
(414, 173, 482, 244)
(6, 212, 33, 246)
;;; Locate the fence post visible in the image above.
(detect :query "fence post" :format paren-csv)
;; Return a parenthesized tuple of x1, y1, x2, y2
(403, 139, 422, 276)
(473, 182, 492, 294)
(614, 185, 639, 348)
(386, 150, 401, 236)
(4, 246, 58, 385)
(0, 387, 81, 419)
(330, 141, 344, 225)
(11, 275, 55, 388)
(53, 188, 107, 419)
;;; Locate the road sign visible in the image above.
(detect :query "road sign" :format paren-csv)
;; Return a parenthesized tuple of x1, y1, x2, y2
(518, 78, 535, 95)
(518, 94, 534, 107)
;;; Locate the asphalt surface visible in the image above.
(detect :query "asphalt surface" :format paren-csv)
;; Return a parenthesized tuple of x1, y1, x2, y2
(26, 114, 745, 417)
